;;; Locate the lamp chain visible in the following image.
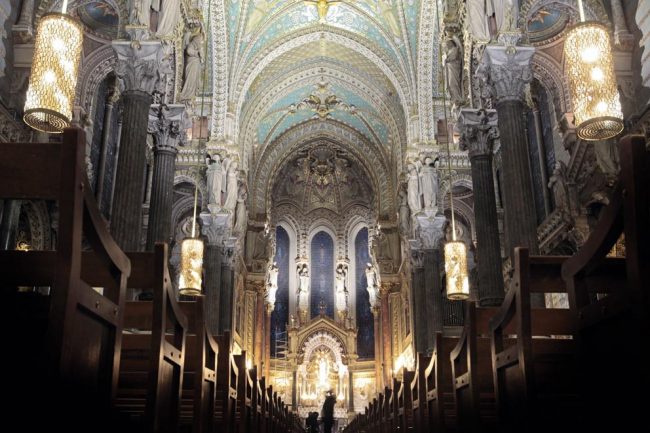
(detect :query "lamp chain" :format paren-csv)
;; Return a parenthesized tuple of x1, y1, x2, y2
(577, 0, 585, 22)
(191, 185, 198, 238)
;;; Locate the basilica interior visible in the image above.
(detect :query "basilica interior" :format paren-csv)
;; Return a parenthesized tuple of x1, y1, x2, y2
(0, 0, 649, 432)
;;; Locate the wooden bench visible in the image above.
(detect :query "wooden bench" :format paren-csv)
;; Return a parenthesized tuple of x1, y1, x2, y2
(450, 303, 498, 433)
(0, 128, 131, 431)
(410, 353, 431, 433)
(234, 352, 255, 433)
(396, 370, 414, 432)
(215, 332, 238, 433)
(178, 298, 219, 433)
(490, 248, 579, 432)
(115, 243, 188, 433)
(424, 332, 459, 432)
(562, 135, 650, 431)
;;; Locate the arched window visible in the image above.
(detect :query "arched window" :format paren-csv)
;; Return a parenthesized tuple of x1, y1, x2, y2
(271, 226, 290, 356)
(310, 231, 335, 318)
(355, 228, 374, 358)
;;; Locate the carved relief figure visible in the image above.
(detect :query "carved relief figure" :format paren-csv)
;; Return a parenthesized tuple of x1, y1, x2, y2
(266, 262, 279, 307)
(297, 264, 310, 314)
(130, 0, 154, 27)
(398, 183, 411, 235)
(365, 263, 379, 308)
(443, 37, 463, 104)
(155, 0, 182, 37)
(233, 184, 248, 235)
(548, 162, 570, 213)
(335, 264, 348, 315)
(178, 27, 204, 102)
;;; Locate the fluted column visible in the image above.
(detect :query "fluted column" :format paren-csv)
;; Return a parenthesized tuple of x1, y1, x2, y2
(220, 247, 235, 333)
(145, 104, 185, 250)
(380, 288, 392, 385)
(264, 307, 272, 380)
(485, 45, 539, 257)
(372, 306, 383, 389)
(254, 282, 266, 368)
(459, 108, 505, 306)
(410, 251, 427, 354)
(110, 40, 163, 251)
(95, 82, 120, 208)
(204, 243, 222, 335)
(424, 249, 444, 348)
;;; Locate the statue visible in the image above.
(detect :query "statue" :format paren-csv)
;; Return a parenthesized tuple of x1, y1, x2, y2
(233, 184, 248, 235)
(155, 0, 182, 37)
(130, 0, 154, 27)
(222, 161, 239, 211)
(178, 27, 204, 101)
(419, 157, 438, 210)
(466, 0, 491, 41)
(365, 263, 379, 308)
(297, 264, 310, 314)
(407, 163, 422, 214)
(251, 229, 269, 259)
(443, 37, 463, 104)
(466, 0, 515, 40)
(335, 264, 348, 315)
(398, 184, 411, 235)
(205, 154, 223, 207)
(594, 139, 620, 180)
(548, 162, 570, 212)
(266, 262, 279, 307)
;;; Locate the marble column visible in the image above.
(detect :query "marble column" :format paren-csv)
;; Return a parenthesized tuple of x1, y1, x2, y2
(204, 243, 222, 335)
(485, 45, 539, 257)
(254, 283, 266, 368)
(95, 82, 120, 207)
(372, 306, 383, 390)
(219, 247, 235, 333)
(410, 251, 427, 354)
(145, 104, 185, 250)
(264, 308, 272, 380)
(110, 40, 164, 251)
(348, 371, 354, 412)
(380, 288, 392, 386)
(424, 249, 444, 348)
(459, 108, 505, 306)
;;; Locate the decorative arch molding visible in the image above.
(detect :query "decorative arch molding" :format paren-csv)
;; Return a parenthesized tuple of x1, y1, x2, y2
(209, 0, 229, 140)
(252, 121, 393, 217)
(438, 174, 473, 200)
(519, 0, 609, 28)
(439, 198, 476, 241)
(75, 45, 117, 114)
(240, 64, 406, 157)
(21, 200, 52, 251)
(416, 0, 437, 142)
(299, 330, 348, 367)
(233, 28, 413, 131)
(531, 50, 571, 118)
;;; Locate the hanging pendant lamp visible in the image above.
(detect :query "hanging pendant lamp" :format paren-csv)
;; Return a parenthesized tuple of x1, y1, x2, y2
(564, 0, 623, 140)
(23, 0, 83, 133)
(179, 186, 204, 296)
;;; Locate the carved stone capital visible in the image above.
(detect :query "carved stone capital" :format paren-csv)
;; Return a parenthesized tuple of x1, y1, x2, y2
(484, 45, 534, 104)
(458, 108, 499, 158)
(112, 39, 165, 95)
(148, 104, 185, 152)
(411, 214, 447, 250)
(200, 211, 232, 245)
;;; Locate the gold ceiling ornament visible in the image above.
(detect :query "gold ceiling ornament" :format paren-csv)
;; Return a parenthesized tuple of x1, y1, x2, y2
(564, 0, 623, 141)
(179, 186, 204, 296)
(435, 0, 470, 301)
(23, 0, 83, 133)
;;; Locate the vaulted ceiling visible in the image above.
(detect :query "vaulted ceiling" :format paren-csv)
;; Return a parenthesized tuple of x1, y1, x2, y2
(219, 0, 440, 219)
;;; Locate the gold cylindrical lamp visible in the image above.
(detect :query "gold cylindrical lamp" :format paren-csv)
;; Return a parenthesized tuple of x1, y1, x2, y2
(444, 241, 469, 301)
(178, 237, 204, 296)
(23, 13, 83, 133)
(564, 22, 623, 141)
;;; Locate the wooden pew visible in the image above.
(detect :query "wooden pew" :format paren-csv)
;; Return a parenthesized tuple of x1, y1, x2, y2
(178, 298, 219, 433)
(562, 135, 650, 430)
(0, 128, 131, 431)
(490, 248, 579, 432)
(410, 353, 431, 433)
(424, 332, 459, 432)
(255, 376, 267, 433)
(234, 352, 255, 433)
(115, 243, 188, 433)
(397, 370, 414, 432)
(383, 384, 395, 433)
(215, 332, 238, 433)
(450, 303, 498, 433)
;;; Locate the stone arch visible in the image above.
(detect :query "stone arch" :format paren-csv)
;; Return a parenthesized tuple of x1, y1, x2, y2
(75, 45, 117, 115)
(300, 330, 347, 367)
(519, 0, 609, 28)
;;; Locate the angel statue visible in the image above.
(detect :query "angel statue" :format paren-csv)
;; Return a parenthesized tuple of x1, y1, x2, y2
(304, 0, 341, 23)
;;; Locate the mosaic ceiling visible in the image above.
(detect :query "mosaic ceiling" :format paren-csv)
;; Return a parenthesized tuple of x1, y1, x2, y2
(219, 0, 441, 218)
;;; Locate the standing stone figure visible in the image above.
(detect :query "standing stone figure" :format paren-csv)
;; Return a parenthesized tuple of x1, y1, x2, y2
(297, 264, 310, 315)
(407, 163, 422, 214)
(206, 154, 223, 207)
(335, 264, 348, 315)
(443, 37, 463, 104)
(266, 262, 279, 308)
(155, 0, 182, 37)
(178, 28, 204, 101)
(233, 184, 248, 234)
(365, 263, 379, 308)
(398, 183, 411, 235)
(548, 162, 570, 212)
(130, 0, 154, 27)
(223, 161, 239, 211)
(419, 157, 438, 210)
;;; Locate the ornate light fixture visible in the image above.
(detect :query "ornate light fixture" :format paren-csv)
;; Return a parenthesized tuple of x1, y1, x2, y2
(436, 0, 470, 301)
(23, 0, 83, 133)
(179, 186, 204, 296)
(564, 0, 623, 140)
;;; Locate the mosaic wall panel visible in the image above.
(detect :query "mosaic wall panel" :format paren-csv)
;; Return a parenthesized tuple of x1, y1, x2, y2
(310, 231, 335, 318)
(355, 228, 374, 358)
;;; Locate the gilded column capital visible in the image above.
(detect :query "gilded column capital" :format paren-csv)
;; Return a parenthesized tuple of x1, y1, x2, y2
(112, 39, 166, 95)
(148, 104, 186, 152)
(458, 108, 499, 158)
(484, 45, 534, 104)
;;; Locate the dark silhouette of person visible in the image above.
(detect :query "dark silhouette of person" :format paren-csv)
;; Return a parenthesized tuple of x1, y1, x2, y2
(321, 390, 337, 433)
(306, 411, 319, 433)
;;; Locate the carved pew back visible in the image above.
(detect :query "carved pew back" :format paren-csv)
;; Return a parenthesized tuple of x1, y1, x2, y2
(215, 332, 238, 433)
(424, 332, 459, 432)
(410, 353, 431, 433)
